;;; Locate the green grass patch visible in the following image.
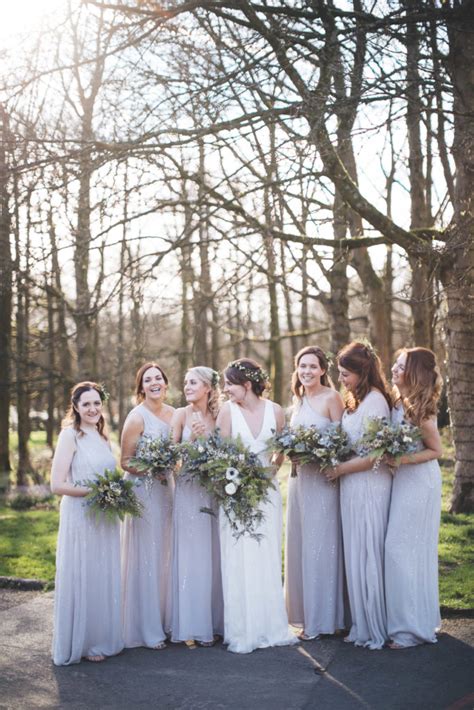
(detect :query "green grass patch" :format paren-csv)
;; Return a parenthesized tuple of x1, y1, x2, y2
(0, 505, 58, 583)
(0, 426, 472, 611)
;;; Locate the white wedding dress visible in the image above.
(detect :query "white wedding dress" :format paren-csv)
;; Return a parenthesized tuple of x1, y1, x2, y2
(219, 400, 297, 654)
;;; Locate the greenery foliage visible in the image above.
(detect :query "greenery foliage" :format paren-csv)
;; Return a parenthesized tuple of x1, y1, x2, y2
(0, 430, 472, 609)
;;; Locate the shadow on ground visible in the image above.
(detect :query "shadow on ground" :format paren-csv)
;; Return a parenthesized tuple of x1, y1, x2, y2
(0, 592, 473, 709)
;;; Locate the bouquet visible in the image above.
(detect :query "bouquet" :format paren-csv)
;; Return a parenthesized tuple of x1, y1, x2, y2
(179, 430, 274, 540)
(268, 423, 353, 476)
(357, 417, 421, 469)
(130, 434, 180, 488)
(79, 468, 143, 523)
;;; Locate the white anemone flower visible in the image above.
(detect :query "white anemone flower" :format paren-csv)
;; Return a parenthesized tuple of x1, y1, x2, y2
(225, 482, 237, 495)
(225, 467, 240, 481)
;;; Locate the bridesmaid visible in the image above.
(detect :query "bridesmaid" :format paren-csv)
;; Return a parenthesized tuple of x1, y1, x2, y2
(326, 341, 392, 650)
(51, 382, 123, 665)
(385, 348, 443, 649)
(170, 366, 224, 645)
(120, 362, 175, 650)
(285, 346, 345, 640)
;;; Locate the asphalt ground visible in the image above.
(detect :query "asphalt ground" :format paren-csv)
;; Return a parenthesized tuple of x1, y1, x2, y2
(0, 590, 473, 710)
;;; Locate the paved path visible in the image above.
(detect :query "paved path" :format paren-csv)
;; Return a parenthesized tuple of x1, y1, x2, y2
(1, 592, 473, 710)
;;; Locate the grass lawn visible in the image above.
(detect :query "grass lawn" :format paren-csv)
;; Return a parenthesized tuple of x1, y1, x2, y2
(0, 429, 473, 610)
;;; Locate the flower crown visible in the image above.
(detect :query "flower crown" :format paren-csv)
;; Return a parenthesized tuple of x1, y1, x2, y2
(228, 361, 269, 384)
(97, 383, 110, 402)
(359, 339, 377, 359)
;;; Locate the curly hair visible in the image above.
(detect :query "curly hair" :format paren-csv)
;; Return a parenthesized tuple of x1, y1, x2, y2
(62, 382, 108, 439)
(134, 362, 169, 403)
(224, 358, 270, 397)
(186, 366, 222, 419)
(337, 341, 392, 412)
(396, 348, 443, 425)
(291, 346, 334, 402)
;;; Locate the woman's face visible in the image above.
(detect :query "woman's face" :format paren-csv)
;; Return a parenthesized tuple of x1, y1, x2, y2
(223, 377, 248, 404)
(75, 389, 103, 426)
(297, 354, 325, 388)
(391, 352, 407, 389)
(184, 373, 209, 404)
(141, 367, 167, 402)
(338, 365, 360, 394)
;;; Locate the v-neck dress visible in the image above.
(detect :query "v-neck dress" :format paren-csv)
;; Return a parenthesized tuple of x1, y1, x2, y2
(219, 400, 297, 653)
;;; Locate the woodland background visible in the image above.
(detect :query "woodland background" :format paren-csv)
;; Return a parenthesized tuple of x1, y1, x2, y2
(0, 0, 473, 512)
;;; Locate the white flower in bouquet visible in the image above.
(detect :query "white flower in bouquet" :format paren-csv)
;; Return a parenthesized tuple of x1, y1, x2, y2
(225, 482, 238, 495)
(225, 467, 240, 481)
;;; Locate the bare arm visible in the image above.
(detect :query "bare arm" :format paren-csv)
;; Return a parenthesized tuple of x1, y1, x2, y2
(50, 429, 89, 497)
(326, 454, 377, 480)
(215, 403, 231, 438)
(328, 391, 344, 422)
(387, 417, 442, 467)
(271, 403, 286, 469)
(120, 412, 145, 475)
(170, 408, 186, 444)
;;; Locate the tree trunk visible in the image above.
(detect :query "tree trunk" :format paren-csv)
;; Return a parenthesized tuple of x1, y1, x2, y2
(405, 0, 434, 347)
(48, 210, 72, 411)
(0, 105, 12, 474)
(46, 282, 55, 449)
(444, 2, 474, 512)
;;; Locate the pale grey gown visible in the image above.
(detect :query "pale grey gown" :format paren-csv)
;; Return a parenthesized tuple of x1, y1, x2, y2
(121, 404, 174, 647)
(285, 397, 345, 636)
(385, 405, 442, 647)
(170, 425, 224, 642)
(340, 390, 392, 649)
(52, 427, 123, 665)
(219, 400, 297, 654)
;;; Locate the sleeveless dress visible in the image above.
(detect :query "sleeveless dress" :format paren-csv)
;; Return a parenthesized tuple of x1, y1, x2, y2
(340, 390, 392, 649)
(285, 397, 345, 636)
(170, 425, 224, 642)
(121, 404, 174, 648)
(219, 400, 297, 654)
(385, 405, 442, 647)
(52, 427, 123, 665)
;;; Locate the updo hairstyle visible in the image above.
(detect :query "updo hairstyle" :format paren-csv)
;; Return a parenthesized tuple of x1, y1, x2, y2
(224, 358, 270, 397)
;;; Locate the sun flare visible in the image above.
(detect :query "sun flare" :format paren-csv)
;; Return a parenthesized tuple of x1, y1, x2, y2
(1, 0, 63, 39)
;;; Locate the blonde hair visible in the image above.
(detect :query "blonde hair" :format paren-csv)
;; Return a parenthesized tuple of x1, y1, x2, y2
(186, 366, 221, 419)
(396, 348, 443, 425)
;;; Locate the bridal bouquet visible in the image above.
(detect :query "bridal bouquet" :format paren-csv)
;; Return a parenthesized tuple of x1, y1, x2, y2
(179, 430, 274, 540)
(79, 468, 143, 523)
(357, 417, 421, 469)
(130, 434, 180, 488)
(268, 423, 352, 475)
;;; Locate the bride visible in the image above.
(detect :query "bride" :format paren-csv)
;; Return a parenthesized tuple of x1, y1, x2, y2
(216, 358, 297, 654)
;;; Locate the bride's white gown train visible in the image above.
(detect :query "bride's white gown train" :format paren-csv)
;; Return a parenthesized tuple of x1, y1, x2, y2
(219, 400, 297, 654)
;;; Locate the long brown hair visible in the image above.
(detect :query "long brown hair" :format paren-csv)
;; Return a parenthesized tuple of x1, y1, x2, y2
(397, 347, 442, 425)
(62, 382, 108, 439)
(291, 346, 333, 402)
(337, 341, 392, 412)
(135, 362, 169, 403)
